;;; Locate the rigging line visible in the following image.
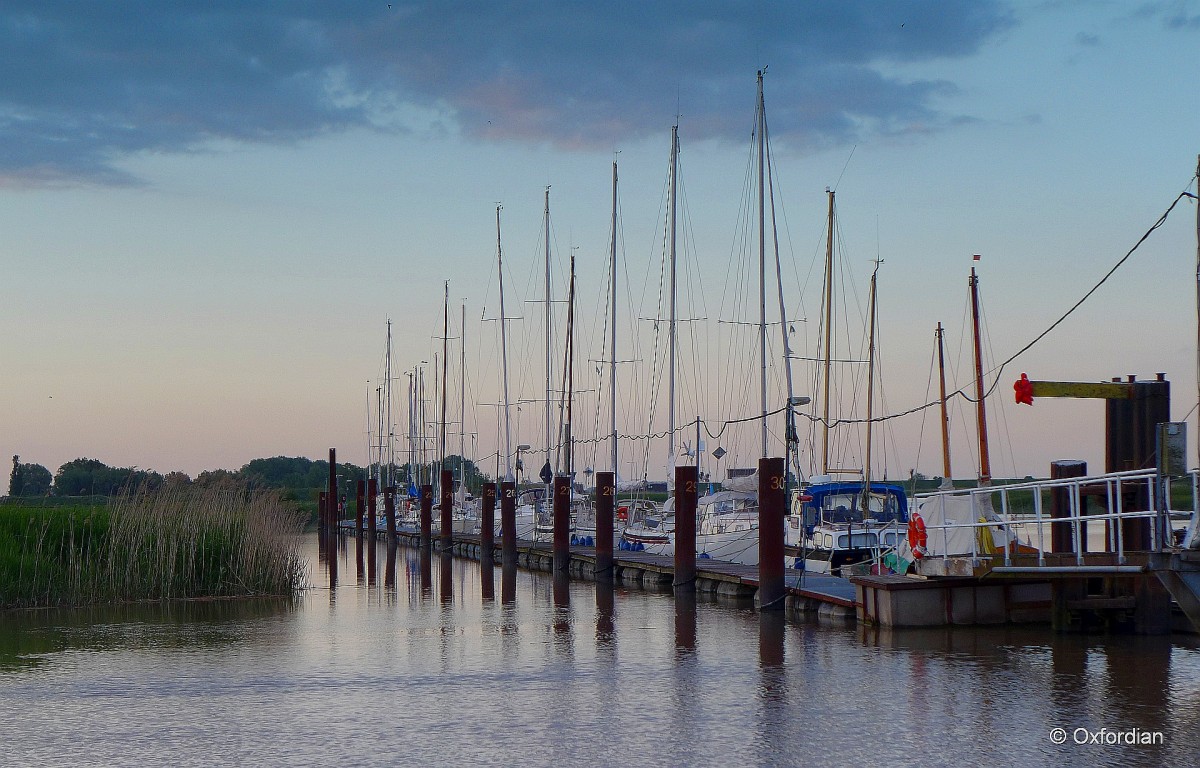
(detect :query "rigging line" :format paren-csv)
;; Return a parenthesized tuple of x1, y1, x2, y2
(963, 187, 1195, 404)
(832, 144, 856, 194)
(827, 187, 1194, 426)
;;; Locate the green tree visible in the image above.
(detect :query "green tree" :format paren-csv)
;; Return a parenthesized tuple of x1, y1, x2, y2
(9, 455, 52, 496)
(52, 458, 150, 496)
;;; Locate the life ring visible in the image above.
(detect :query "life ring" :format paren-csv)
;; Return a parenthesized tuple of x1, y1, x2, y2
(907, 512, 928, 559)
(616, 505, 628, 522)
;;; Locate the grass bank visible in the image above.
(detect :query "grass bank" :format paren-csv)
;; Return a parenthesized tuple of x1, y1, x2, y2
(0, 486, 307, 609)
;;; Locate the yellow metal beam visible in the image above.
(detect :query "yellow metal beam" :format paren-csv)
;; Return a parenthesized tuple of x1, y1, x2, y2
(1028, 381, 1134, 400)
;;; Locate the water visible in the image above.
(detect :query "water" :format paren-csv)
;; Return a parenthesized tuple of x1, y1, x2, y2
(2, 534, 1200, 767)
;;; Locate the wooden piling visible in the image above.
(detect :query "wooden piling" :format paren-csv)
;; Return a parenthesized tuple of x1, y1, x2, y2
(355, 479, 365, 536)
(1050, 460, 1087, 553)
(420, 483, 433, 549)
(554, 475, 571, 572)
(480, 482, 496, 558)
(328, 448, 337, 527)
(367, 478, 378, 539)
(758, 456, 786, 610)
(385, 485, 397, 541)
(318, 492, 327, 532)
(440, 469, 454, 550)
(595, 471, 615, 583)
(500, 481, 517, 567)
(673, 464, 698, 592)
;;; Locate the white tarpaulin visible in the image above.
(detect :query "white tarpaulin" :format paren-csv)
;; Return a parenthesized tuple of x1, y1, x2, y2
(910, 493, 992, 557)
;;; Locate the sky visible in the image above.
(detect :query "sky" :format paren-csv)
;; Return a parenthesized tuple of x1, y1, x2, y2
(2, 1, 1199, 485)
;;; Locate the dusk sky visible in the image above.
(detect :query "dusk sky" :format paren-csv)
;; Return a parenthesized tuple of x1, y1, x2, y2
(3, 1, 1198, 485)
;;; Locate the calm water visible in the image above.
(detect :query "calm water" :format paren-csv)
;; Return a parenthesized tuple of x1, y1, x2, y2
(3, 534, 1200, 767)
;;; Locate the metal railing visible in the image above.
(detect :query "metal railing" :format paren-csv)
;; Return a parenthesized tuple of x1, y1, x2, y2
(912, 468, 1199, 570)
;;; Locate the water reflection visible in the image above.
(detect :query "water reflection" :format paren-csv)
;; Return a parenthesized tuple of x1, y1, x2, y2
(2, 534, 1198, 767)
(366, 535, 377, 585)
(354, 535, 364, 584)
(480, 553, 495, 602)
(674, 591, 697, 659)
(419, 547, 432, 601)
(755, 611, 787, 765)
(0, 599, 294, 672)
(595, 584, 616, 657)
(439, 553, 454, 605)
(501, 561, 516, 605)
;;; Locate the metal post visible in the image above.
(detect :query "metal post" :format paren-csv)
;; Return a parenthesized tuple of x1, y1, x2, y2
(758, 456, 786, 610)
(673, 464, 698, 592)
(595, 471, 615, 583)
(553, 475, 571, 573)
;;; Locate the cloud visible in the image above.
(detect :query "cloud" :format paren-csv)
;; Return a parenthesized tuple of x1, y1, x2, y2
(0, 1, 1015, 185)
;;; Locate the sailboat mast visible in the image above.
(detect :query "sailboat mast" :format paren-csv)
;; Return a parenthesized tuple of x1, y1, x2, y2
(427, 355, 436, 492)
(407, 370, 415, 487)
(970, 265, 992, 484)
(1195, 154, 1200, 470)
(385, 320, 394, 489)
(440, 281, 450, 486)
(756, 70, 769, 459)
(610, 160, 619, 476)
(820, 189, 835, 474)
(497, 205, 514, 481)
(375, 384, 383, 489)
(768, 118, 797, 475)
(862, 261, 879, 511)
(564, 253, 576, 479)
(544, 187, 553, 488)
(936, 322, 953, 482)
(668, 125, 678, 464)
(459, 300, 466, 492)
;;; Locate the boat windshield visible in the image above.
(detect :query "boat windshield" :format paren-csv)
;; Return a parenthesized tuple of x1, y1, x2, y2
(821, 492, 902, 524)
(700, 496, 757, 517)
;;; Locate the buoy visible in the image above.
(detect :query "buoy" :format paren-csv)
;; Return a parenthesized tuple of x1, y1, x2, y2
(907, 512, 928, 559)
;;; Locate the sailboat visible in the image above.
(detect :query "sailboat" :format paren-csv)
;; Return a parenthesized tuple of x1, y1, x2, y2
(621, 71, 790, 566)
(784, 195, 910, 575)
(899, 264, 1026, 563)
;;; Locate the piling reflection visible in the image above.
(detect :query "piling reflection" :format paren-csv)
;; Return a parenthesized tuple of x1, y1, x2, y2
(755, 611, 788, 763)
(419, 546, 432, 601)
(366, 536, 377, 585)
(501, 561, 517, 605)
(439, 553, 454, 605)
(480, 553, 495, 602)
(384, 541, 397, 589)
(674, 591, 697, 659)
(595, 584, 616, 657)
(550, 572, 573, 658)
(355, 535, 365, 584)
(326, 534, 338, 592)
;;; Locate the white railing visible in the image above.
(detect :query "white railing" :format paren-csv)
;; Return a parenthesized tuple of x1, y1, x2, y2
(912, 469, 1199, 569)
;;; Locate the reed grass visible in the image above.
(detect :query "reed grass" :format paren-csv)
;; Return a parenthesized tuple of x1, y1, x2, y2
(0, 485, 306, 608)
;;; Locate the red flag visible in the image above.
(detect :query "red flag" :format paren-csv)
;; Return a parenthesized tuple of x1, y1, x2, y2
(972, 254, 981, 261)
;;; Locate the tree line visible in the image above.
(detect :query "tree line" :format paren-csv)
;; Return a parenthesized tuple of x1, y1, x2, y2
(7, 454, 490, 499)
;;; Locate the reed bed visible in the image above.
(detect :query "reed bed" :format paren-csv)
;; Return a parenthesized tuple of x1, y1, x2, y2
(0, 486, 306, 608)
